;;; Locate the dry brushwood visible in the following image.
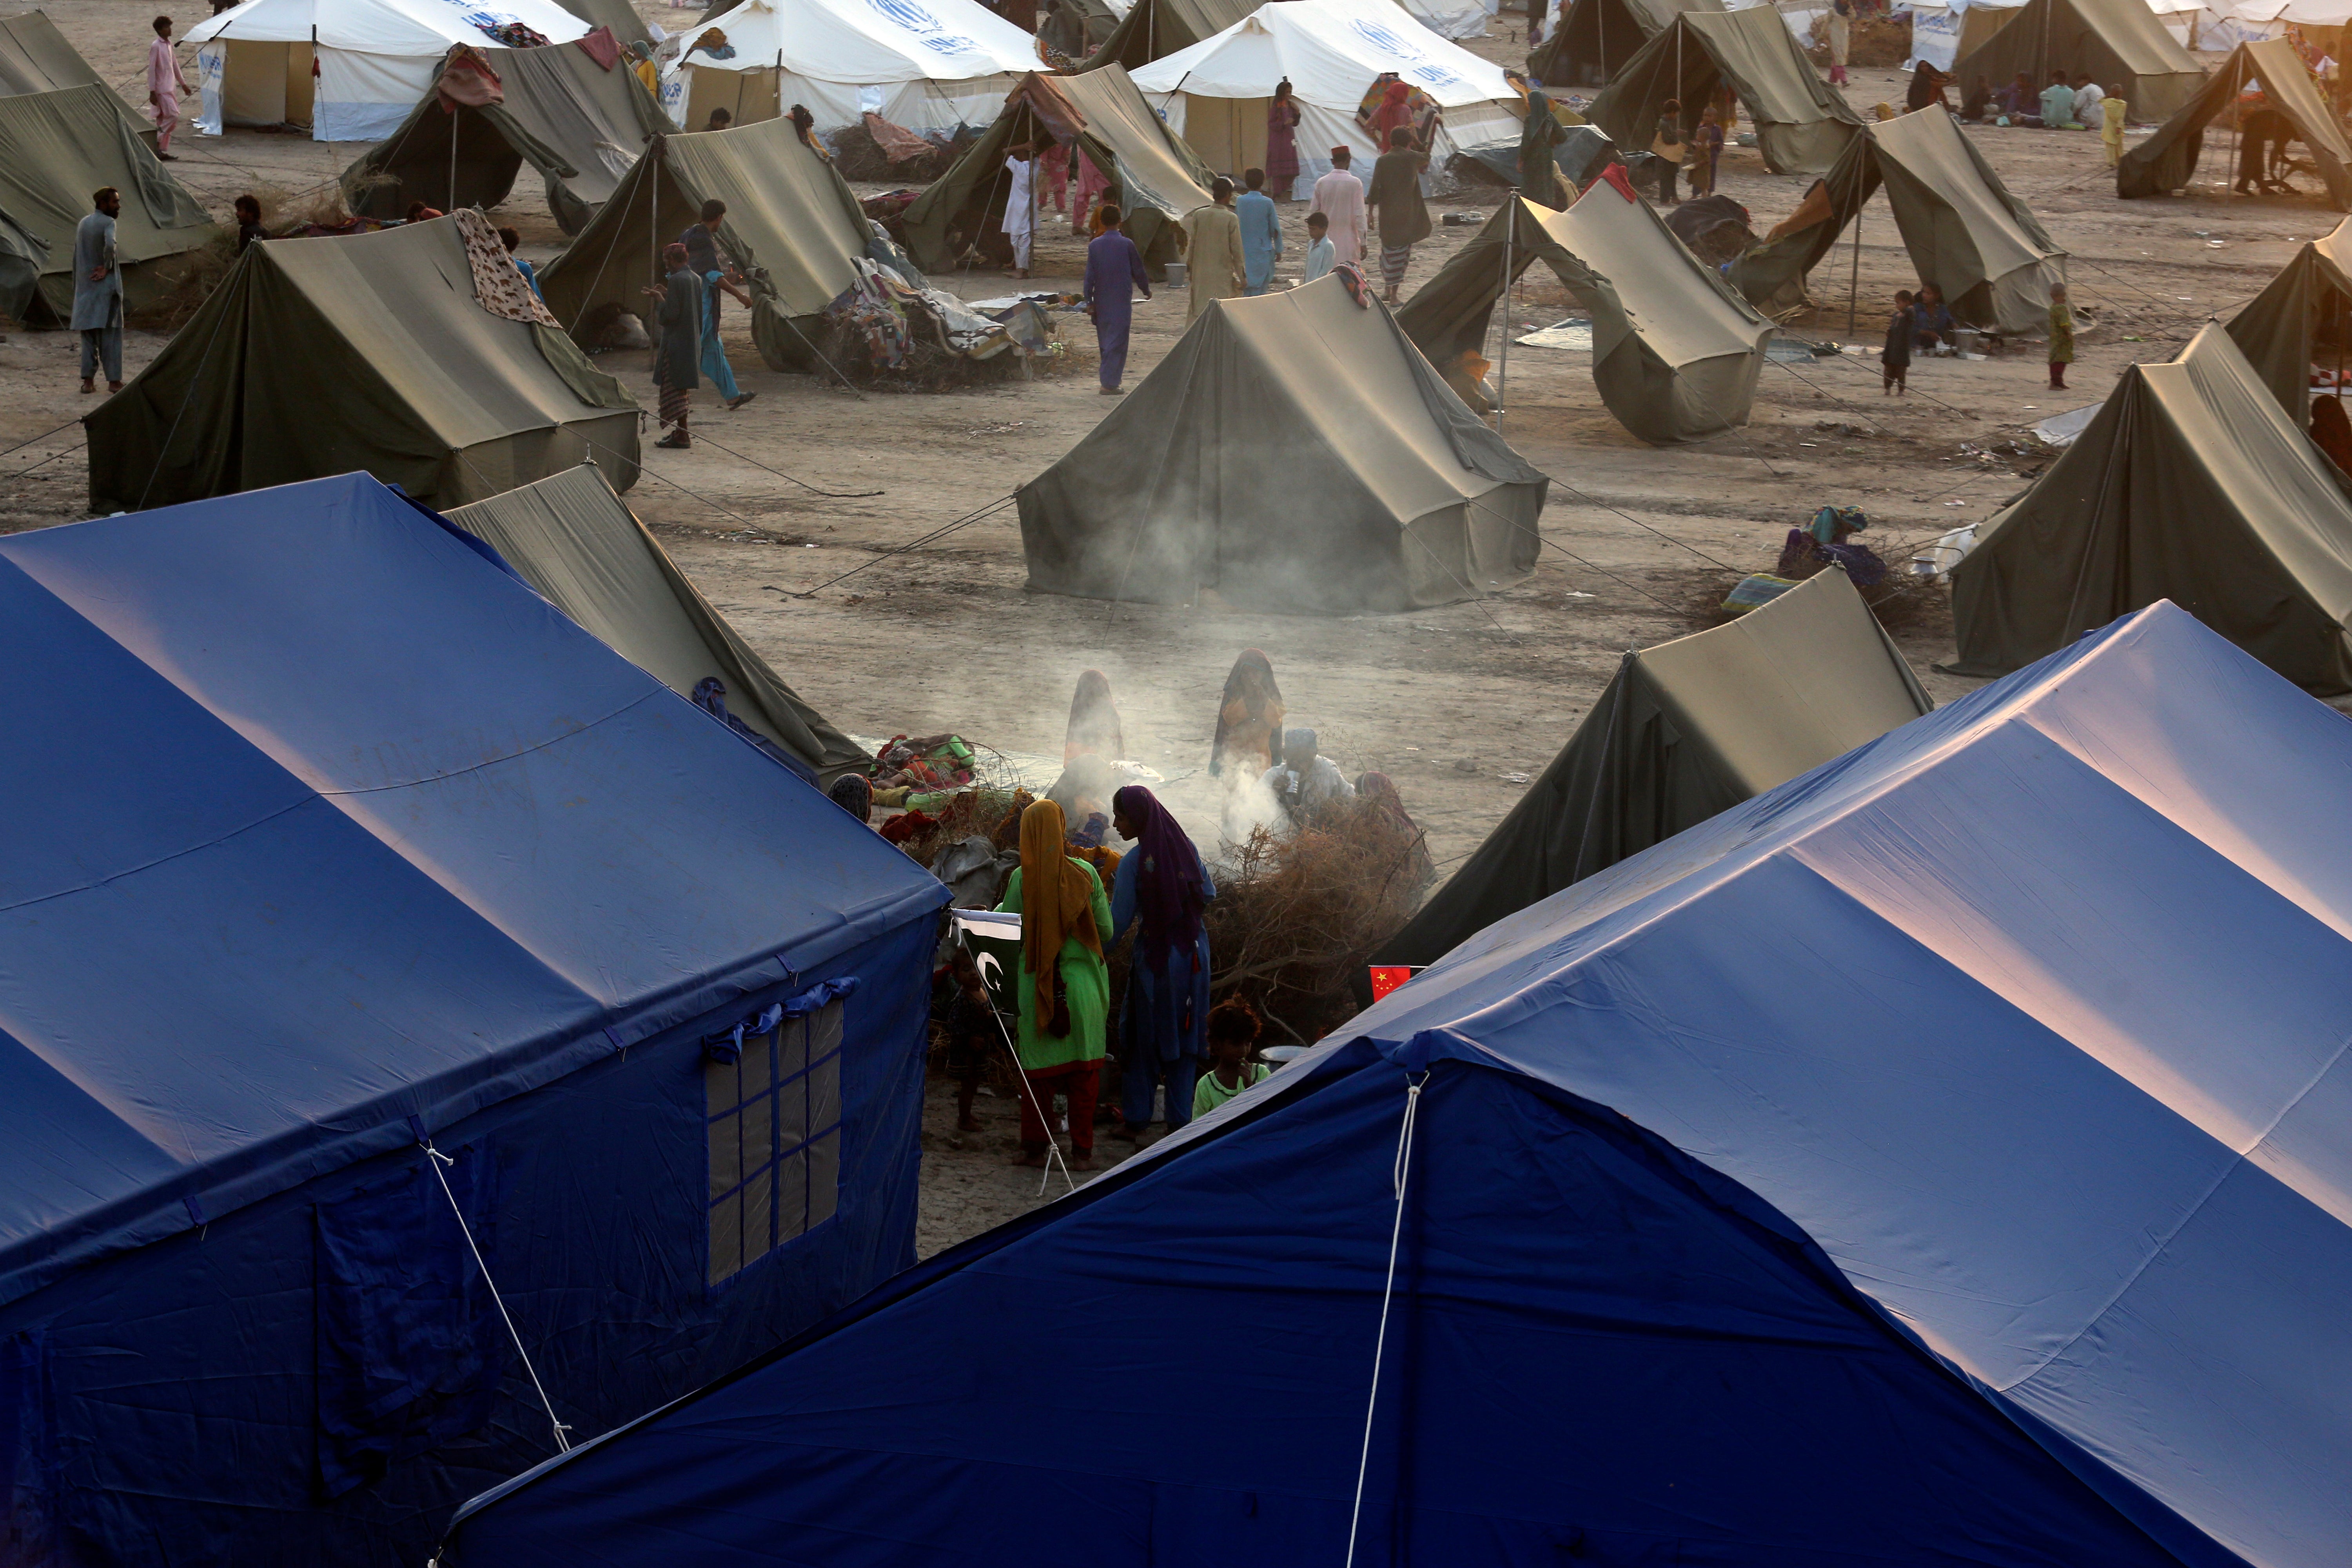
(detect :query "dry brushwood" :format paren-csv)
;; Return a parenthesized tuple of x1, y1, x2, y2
(1202, 797, 1433, 1044)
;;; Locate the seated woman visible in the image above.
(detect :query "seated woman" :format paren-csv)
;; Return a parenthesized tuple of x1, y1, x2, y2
(1962, 76, 1994, 121)
(1913, 283, 1958, 352)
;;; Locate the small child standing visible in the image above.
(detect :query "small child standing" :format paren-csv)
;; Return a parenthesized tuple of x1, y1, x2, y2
(1692, 105, 1725, 197)
(1192, 996, 1271, 1118)
(2047, 282, 2074, 390)
(1302, 211, 1336, 283)
(1883, 289, 1916, 396)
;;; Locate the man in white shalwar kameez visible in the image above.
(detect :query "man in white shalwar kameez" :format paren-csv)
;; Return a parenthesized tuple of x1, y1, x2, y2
(1002, 145, 1037, 279)
(1310, 146, 1367, 267)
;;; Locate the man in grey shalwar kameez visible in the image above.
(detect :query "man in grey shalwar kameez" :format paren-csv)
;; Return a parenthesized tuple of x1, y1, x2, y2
(74, 187, 125, 395)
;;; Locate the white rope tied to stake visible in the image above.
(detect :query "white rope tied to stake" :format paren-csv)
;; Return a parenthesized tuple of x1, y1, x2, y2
(1343, 1071, 1427, 1568)
(422, 1140, 573, 1454)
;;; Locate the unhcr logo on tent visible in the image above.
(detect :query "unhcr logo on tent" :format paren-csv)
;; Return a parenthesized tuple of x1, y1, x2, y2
(1347, 18, 1463, 89)
(867, 0, 980, 54)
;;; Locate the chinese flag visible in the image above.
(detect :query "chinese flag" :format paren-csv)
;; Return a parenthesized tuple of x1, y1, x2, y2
(1367, 966, 1413, 1002)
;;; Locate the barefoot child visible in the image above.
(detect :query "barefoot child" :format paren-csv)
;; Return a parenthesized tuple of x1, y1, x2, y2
(1193, 996, 1271, 1118)
(1883, 289, 1915, 396)
(2048, 283, 2074, 390)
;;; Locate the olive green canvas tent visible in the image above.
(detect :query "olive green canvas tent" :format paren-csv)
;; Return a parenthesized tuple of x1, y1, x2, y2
(446, 465, 864, 779)
(343, 42, 671, 234)
(1372, 566, 1929, 972)
(0, 83, 213, 326)
(1729, 104, 2065, 332)
(900, 66, 1212, 273)
(2226, 216, 2352, 416)
(86, 213, 641, 512)
(1397, 183, 1773, 443)
(1587, 8, 1866, 177)
(1018, 272, 1548, 613)
(554, 0, 652, 48)
(1527, 0, 1724, 89)
(2118, 38, 2352, 209)
(1953, 0, 2202, 125)
(0, 10, 124, 99)
(1949, 322, 2352, 695)
(1079, 0, 1258, 72)
(538, 115, 870, 373)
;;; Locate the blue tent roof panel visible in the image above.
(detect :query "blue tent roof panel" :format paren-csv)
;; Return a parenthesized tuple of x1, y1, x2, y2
(1346, 601, 2352, 1568)
(0, 473, 941, 1310)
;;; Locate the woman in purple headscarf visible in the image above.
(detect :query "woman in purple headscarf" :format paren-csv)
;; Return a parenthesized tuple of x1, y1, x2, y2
(1108, 784, 1215, 1141)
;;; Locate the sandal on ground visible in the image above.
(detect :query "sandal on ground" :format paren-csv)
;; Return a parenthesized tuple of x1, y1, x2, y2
(726, 392, 756, 410)
(654, 434, 690, 449)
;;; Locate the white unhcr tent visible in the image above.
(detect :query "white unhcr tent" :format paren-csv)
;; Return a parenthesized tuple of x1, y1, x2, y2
(186, 0, 590, 141)
(659, 0, 1040, 137)
(1906, 0, 2026, 71)
(1131, 0, 1522, 198)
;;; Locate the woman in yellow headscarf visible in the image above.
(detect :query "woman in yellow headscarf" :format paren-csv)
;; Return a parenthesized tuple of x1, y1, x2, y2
(995, 798, 1114, 1170)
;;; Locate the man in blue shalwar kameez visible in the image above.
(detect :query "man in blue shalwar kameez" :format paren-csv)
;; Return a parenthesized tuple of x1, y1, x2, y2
(1082, 202, 1151, 396)
(1237, 167, 1283, 295)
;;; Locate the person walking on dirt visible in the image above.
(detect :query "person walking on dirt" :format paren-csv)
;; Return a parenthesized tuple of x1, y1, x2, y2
(1184, 177, 1244, 320)
(73, 187, 123, 396)
(1083, 203, 1150, 394)
(147, 17, 191, 160)
(643, 241, 703, 448)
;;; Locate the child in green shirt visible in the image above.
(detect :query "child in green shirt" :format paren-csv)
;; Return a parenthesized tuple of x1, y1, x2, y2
(1193, 996, 1271, 1118)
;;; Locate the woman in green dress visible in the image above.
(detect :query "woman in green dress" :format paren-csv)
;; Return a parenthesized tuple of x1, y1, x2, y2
(996, 798, 1114, 1170)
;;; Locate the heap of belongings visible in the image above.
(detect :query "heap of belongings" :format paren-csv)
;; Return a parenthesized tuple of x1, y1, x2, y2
(820, 257, 1057, 379)
(2118, 38, 2352, 208)
(829, 111, 964, 181)
(871, 733, 982, 813)
(1663, 192, 1755, 265)
(1777, 505, 1888, 585)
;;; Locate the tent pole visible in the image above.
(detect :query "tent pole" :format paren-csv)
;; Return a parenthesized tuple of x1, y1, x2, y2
(1497, 205, 1514, 437)
(1847, 191, 1861, 335)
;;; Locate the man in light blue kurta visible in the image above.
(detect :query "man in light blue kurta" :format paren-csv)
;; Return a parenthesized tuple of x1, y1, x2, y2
(1236, 167, 1282, 296)
(73, 187, 124, 394)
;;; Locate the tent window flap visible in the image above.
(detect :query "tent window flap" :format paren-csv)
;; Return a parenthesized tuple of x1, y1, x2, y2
(706, 998, 845, 1285)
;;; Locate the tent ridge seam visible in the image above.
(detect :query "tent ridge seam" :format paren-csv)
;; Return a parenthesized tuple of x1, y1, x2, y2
(306, 686, 667, 796)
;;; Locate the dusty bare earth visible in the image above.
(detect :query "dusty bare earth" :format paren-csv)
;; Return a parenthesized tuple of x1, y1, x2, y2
(6, 3, 2334, 1250)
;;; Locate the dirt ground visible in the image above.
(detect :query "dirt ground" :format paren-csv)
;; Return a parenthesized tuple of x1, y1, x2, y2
(9, 3, 2336, 1251)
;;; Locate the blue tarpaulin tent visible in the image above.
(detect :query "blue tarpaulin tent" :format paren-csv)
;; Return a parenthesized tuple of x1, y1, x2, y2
(441, 601, 2350, 1568)
(0, 473, 946, 1565)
